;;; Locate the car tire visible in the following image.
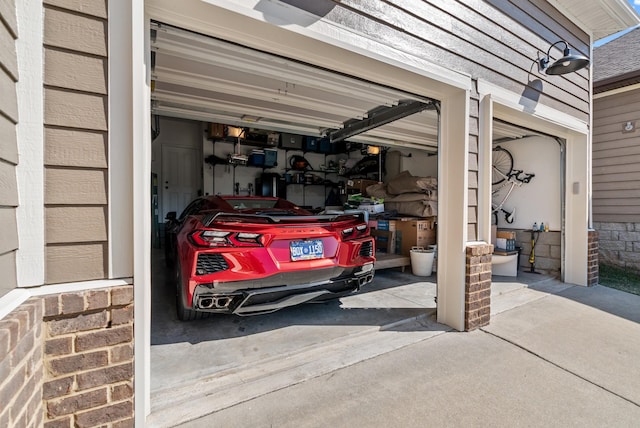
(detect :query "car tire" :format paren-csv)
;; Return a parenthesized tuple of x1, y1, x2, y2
(174, 264, 201, 321)
(175, 262, 206, 321)
(164, 238, 175, 269)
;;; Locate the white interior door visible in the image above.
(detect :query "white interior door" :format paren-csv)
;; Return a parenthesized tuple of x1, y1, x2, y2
(161, 146, 199, 219)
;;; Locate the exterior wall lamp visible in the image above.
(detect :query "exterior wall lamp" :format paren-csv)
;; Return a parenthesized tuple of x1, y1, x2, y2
(538, 40, 590, 75)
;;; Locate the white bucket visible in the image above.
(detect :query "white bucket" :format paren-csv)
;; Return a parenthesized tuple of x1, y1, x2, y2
(410, 246, 435, 276)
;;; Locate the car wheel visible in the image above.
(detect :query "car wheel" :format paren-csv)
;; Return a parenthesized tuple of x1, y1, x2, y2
(174, 262, 207, 321)
(164, 238, 175, 269)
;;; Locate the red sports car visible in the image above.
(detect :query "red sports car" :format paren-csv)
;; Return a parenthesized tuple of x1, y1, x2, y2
(164, 196, 375, 320)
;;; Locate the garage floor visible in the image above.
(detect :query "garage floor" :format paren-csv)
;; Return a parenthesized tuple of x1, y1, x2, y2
(150, 248, 556, 419)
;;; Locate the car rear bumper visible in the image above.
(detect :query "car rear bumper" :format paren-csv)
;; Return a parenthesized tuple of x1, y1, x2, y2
(191, 263, 374, 315)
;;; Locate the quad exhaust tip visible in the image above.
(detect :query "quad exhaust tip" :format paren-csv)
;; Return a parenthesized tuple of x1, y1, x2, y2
(198, 296, 233, 309)
(357, 275, 374, 287)
(198, 275, 374, 310)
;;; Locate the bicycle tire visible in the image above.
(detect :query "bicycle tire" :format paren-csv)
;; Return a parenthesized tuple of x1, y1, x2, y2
(492, 146, 513, 185)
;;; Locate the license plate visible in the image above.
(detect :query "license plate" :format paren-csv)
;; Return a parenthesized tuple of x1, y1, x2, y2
(290, 240, 324, 261)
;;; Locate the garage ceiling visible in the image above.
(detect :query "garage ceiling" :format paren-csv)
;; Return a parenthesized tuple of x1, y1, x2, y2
(150, 22, 441, 152)
(150, 22, 537, 152)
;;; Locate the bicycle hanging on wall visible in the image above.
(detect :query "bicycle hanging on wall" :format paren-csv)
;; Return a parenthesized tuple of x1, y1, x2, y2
(492, 145, 535, 224)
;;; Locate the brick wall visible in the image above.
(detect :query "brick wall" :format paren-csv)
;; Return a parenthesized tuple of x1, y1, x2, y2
(587, 230, 599, 286)
(41, 285, 135, 428)
(465, 243, 492, 331)
(515, 230, 561, 276)
(0, 299, 44, 428)
(593, 222, 640, 274)
(0, 287, 135, 428)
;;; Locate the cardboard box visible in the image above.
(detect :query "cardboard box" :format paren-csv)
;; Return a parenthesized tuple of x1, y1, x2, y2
(395, 218, 436, 256)
(347, 179, 378, 195)
(371, 229, 396, 254)
(374, 220, 397, 254)
(376, 219, 397, 232)
(208, 123, 225, 139)
(495, 235, 516, 251)
(496, 229, 516, 251)
(496, 230, 516, 240)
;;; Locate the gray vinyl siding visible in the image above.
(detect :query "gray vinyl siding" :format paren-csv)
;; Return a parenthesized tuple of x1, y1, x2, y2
(0, 0, 18, 295)
(328, 0, 589, 118)
(317, 0, 589, 239)
(43, 0, 109, 284)
(592, 87, 640, 223)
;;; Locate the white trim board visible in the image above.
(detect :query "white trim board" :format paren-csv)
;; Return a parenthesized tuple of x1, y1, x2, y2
(593, 82, 640, 99)
(137, 2, 477, 421)
(15, 0, 45, 287)
(477, 79, 589, 137)
(0, 278, 133, 321)
(477, 82, 590, 286)
(145, 0, 471, 98)
(109, 0, 135, 279)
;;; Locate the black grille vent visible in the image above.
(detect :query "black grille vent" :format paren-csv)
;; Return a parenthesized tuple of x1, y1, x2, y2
(360, 241, 373, 257)
(196, 253, 229, 275)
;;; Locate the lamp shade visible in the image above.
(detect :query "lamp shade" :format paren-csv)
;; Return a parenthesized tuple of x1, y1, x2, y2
(544, 47, 589, 75)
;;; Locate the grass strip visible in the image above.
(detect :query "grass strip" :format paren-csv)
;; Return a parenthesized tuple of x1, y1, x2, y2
(598, 263, 640, 296)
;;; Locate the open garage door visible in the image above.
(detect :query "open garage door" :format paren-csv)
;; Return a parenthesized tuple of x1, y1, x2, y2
(150, 22, 439, 152)
(148, 21, 445, 424)
(491, 118, 564, 279)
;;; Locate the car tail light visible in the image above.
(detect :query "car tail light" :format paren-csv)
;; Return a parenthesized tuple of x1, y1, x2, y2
(190, 230, 231, 247)
(234, 232, 262, 246)
(342, 224, 368, 240)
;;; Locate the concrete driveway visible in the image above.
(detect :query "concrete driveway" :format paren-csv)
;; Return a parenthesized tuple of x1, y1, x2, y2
(150, 251, 439, 415)
(160, 281, 640, 428)
(148, 249, 580, 427)
(177, 280, 640, 428)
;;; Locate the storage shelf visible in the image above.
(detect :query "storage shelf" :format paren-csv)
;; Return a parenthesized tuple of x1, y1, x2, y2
(211, 136, 278, 149)
(286, 182, 339, 187)
(285, 169, 338, 174)
(214, 162, 276, 170)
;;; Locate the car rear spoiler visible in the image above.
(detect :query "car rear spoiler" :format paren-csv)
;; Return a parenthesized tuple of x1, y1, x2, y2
(203, 211, 366, 227)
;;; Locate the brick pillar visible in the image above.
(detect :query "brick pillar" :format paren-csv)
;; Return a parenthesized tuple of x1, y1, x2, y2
(42, 286, 134, 427)
(465, 243, 493, 331)
(587, 229, 599, 286)
(0, 298, 44, 428)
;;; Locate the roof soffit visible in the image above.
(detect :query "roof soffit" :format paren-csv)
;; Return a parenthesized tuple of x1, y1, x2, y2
(549, 0, 640, 40)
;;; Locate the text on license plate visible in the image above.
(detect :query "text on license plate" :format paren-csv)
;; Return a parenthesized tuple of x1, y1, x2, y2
(290, 240, 324, 261)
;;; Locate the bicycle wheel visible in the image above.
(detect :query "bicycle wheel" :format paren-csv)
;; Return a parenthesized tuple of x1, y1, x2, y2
(492, 146, 513, 185)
